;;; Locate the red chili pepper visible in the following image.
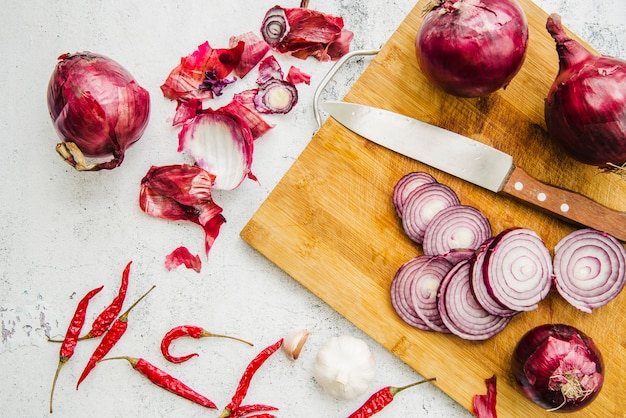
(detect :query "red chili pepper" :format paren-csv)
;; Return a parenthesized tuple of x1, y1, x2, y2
(49, 285, 103, 413)
(218, 338, 283, 418)
(231, 404, 278, 418)
(76, 285, 155, 388)
(81, 261, 132, 339)
(161, 324, 253, 363)
(347, 377, 436, 418)
(104, 356, 217, 409)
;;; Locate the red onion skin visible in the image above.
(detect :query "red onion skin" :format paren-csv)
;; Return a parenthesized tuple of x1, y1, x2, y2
(415, 0, 529, 97)
(47, 52, 150, 170)
(511, 324, 604, 412)
(545, 14, 626, 168)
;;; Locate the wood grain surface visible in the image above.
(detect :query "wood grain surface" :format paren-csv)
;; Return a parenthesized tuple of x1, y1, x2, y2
(241, 0, 626, 416)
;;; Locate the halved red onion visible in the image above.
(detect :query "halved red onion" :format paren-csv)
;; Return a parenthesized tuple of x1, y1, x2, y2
(390, 256, 433, 331)
(178, 109, 256, 190)
(481, 228, 553, 312)
(553, 229, 626, 313)
(409, 256, 453, 333)
(401, 183, 460, 244)
(438, 259, 512, 340)
(392, 172, 438, 217)
(471, 238, 519, 317)
(422, 205, 492, 256)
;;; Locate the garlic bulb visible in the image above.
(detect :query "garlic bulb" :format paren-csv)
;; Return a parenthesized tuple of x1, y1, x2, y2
(313, 335, 376, 400)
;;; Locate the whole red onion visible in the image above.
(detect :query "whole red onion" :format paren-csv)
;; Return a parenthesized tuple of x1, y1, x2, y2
(511, 324, 604, 412)
(544, 14, 626, 171)
(47, 52, 150, 171)
(415, 0, 528, 98)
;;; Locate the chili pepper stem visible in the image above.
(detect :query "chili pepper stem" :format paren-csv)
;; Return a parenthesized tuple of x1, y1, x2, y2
(100, 355, 137, 365)
(49, 357, 68, 413)
(119, 285, 156, 320)
(390, 377, 437, 396)
(200, 331, 254, 346)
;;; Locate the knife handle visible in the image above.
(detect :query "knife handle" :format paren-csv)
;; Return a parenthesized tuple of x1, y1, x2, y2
(502, 166, 626, 242)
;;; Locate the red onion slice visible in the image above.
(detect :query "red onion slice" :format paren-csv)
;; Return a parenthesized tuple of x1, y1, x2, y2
(438, 259, 512, 341)
(553, 229, 626, 313)
(390, 256, 432, 331)
(471, 238, 519, 317)
(409, 256, 453, 333)
(401, 183, 460, 244)
(482, 228, 553, 312)
(422, 205, 492, 256)
(392, 172, 438, 217)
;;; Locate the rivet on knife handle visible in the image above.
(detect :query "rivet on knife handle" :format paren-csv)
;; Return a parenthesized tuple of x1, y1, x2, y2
(502, 166, 626, 241)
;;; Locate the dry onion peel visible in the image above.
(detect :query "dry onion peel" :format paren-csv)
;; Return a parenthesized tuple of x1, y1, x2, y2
(160, 41, 245, 102)
(139, 165, 225, 256)
(260, 5, 354, 62)
(165, 246, 202, 273)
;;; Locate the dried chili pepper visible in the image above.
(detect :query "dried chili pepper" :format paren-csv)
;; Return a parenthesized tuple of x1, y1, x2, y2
(347, 377, 436, 418)
(76, 285, 155, 388)
(218, 338, 283, 418)
(49, 285, 103, 413)
(81, 261, 132, 339)
(231, 404, 278, 418)
(103, 356, 217, 409)
(161, 325, 253, 363)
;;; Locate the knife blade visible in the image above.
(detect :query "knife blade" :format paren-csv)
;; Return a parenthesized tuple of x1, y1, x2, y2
(322, 101, 626, 241)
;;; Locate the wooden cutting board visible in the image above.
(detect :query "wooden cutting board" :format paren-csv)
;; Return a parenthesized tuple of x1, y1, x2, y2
(241, 0, 626, 416)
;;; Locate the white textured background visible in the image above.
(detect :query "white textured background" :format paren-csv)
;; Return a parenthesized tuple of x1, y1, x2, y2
(1, 1, 624, 417)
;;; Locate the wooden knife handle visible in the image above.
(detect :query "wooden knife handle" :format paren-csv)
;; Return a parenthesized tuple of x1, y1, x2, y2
(502, 166, 626, 242)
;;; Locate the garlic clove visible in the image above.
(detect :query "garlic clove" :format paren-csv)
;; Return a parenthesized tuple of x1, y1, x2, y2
(283, 329, 310, 361)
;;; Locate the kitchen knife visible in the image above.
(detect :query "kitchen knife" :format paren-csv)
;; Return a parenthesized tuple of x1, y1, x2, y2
(322, 101, 626, 241)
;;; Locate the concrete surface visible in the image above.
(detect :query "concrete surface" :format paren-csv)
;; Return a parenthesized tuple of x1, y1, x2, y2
(1, 1, 623, 417)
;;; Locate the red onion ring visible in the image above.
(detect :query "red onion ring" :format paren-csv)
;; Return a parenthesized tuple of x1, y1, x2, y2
(390, 256, 432, 331)
(392, 172, 437, 217)
(471, 238, 519, 317)
(422, 205, 492, 256)
(401, 183, 460, 244)
(438, 259, 512, 340)
(553, 229, 626, 313)
(409, 256, 453, 333)
(481, 228, 553, 312)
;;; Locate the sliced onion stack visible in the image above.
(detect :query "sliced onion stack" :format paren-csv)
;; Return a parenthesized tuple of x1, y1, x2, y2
(390, 256, 433, 331)
(479, 228, 553, 312)
(401, 182, 460, 244)
(471, 238, 519, 317)
(553, 229, 626, 313)
(392, 172, 437, 217)
(438, 259, 512, 341)
(422, 205, 492, 256)
(409, 256, 453, 333)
